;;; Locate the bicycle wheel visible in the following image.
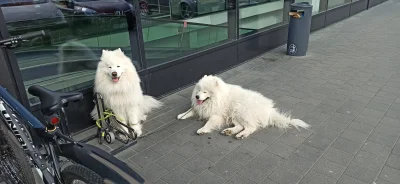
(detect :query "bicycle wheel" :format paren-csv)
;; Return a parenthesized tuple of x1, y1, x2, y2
(0, 118, 36, 184)
(61, 164, 103, 184)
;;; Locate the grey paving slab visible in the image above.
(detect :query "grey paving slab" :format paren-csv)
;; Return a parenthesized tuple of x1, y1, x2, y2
(173, 141, 205, 159)
(266, 141, 296, 159)
(347, 121, 376, 134)
(379, 166, 400, 184)
(337, 175, 369, 184)
(190, 170, 225, 184)
(236, 137, 268, 155)
(304, 134, 333, 150)
(313, 126, 341, 140)
(344, 162, 381, 183)
(224, 147, 257, 166)
(299, 170, 337, 184)
(339, 129, 369, 144)
(261, 178, 279, 184)
(367, 131, 398, 148)
(268, 166, 303, 184)
(353, 113, 381, 127)
(281, 154, 314, 175)
(322, 147, 355, 166)
(181, 154, 213, 175)
(130, 148, 162, 168)
(387, 154, 400, 171)
(155, 152, 186, 171)
(312, 158, 346, 180)
(380, 116, 400, 128)
(360, 140, 392, 158)
(143, 163, 169, 183)
(227, 175, 258, 184)
(332, 137, 363, 154)
(237, 162, 272, 183)
(294, 144, 324, 162)
(209, 158, 242, 180)
(161, 166, 196, 184)
(199, 145, 229, 163)
(251, 150, 285, 171)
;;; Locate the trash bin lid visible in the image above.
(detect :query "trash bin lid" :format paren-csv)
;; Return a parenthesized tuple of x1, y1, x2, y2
(291, 2, 313, 9)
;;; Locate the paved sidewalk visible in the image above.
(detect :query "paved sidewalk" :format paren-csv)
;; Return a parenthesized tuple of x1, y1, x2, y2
(78, 0, 400, 183)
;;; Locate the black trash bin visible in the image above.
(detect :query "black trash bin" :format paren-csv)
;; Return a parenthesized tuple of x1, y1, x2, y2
(287, 2, 313, 56)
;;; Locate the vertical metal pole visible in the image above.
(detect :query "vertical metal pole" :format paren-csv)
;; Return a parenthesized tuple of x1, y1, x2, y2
(126, 0, 148, 70)
(227, 0, 239, 40)
(0, 8, 30, 108)
(283, 0, 295, 23)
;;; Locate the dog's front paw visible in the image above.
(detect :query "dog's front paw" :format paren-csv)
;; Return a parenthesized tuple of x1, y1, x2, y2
(196, 128, 210, 135)
(177, 113, 187, 120)
(141, 115, 147, 121)
(235, 132, 250, 139)
(135, 129, 143, 137)
(221, 128, 233, 136)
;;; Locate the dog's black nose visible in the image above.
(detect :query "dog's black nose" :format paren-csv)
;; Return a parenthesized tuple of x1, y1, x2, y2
(112, 72, 117, 77)
(195, 95, 199, 99)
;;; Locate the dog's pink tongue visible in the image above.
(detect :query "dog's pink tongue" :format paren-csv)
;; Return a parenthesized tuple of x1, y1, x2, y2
(112, 78, 119, 82)
(196, 100, 203, 105)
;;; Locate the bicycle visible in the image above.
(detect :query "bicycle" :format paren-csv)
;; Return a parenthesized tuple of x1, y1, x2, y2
(0, 30, 146, 184)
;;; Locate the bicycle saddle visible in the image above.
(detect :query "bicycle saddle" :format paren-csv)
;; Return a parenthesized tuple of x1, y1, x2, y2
(28, 85, 83, 116)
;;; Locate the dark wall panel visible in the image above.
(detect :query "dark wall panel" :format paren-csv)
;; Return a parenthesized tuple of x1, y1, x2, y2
(350, 0, 368, 15)
(146, 44, 238, 97)
(311, 12, 326, 31)
(368, 0, 387, 8)
(237, 26, 288, 62)
(325, 4, 351, 26)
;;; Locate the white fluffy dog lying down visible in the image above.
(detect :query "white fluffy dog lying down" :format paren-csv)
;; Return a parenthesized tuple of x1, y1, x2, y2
(177, 75, 310, 139)
(90, 48, 162, 137)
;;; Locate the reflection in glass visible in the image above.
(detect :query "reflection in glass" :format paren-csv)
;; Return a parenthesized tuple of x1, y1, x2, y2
(139, 0, 250, 67)
(1, 0, 133, 104)
(295, 0, 328, 15)
(238, 0, 286, 36)
(328, 0, 351, 9)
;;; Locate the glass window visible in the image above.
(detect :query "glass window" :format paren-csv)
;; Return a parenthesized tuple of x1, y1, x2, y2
(328, 0, 351, 9)
(238, 0, 286, 37)
(295, 0, 327, 15)
(138, 0, 250, 67)
(1, 0, 135, 105)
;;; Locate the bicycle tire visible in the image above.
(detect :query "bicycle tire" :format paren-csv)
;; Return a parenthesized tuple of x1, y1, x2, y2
(61, 164, 103, 184)
(0, 118, 36, 184)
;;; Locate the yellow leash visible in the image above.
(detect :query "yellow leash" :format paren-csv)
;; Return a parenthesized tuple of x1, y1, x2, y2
(95, 109, 125, 128)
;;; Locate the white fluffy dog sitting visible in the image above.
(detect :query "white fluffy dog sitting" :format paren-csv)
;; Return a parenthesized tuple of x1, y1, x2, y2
(91, 48, 162, 137)
(177, 75, 309, 139)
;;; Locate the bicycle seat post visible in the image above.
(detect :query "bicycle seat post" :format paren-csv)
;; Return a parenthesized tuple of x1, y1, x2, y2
(60, 107, 71, 137)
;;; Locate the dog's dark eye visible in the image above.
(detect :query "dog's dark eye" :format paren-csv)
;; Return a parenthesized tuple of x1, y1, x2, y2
(117, 66, 120, 68)
(203, 92, 206, 93)
(108, 67, 111, 69)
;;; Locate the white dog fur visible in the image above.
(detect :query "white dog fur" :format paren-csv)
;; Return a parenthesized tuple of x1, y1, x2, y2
(90, 48, 162, 137)
(177, 75, 310, 139)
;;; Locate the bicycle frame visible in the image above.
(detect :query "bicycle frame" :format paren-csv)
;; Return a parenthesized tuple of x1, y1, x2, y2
(0, 86, 146, 184)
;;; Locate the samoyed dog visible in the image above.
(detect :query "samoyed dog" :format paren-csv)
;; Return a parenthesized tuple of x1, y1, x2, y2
(90, 48, 162, 137)
(177, 75, 309, 139)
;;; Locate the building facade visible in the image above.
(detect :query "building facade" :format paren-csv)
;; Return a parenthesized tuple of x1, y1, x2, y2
(0, 0, 387, 134)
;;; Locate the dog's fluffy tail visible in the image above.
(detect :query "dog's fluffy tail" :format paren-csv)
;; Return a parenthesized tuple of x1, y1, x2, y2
(142, 95, 162, 114)
(269, 110, 310, 130)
